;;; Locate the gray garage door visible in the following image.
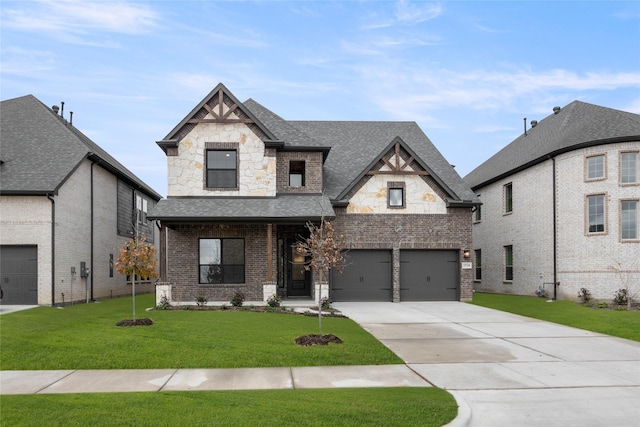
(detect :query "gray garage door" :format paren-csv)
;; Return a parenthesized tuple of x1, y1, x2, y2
(400, 250, 458, 301)
(0, 245, 38, 305)
(330, 250, 392, 302)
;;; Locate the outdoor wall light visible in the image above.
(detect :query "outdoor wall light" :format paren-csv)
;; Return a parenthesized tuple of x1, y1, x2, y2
(463, 250, 470, 259)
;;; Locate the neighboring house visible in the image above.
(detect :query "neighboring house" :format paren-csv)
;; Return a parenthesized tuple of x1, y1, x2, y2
(464, 101, 640, 301)
(0, 95, 162, 305)
(149, 83, 479, 304)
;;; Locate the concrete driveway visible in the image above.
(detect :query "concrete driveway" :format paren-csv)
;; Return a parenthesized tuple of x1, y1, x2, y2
(333, 301, 640, 427)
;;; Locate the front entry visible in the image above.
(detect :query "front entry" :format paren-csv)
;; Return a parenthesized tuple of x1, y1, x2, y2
(286, 242, 311, 297)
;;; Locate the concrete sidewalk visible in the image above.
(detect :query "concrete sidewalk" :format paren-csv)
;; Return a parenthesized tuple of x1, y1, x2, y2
(334, 302, 640, 427)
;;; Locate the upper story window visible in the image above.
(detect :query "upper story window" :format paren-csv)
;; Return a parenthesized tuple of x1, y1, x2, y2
(621, 200, 638, 241)
(586, 154, 606, 181)
(586, 194, 606, 234)
(388, 181, 405, 208)
(503, 183, 513, 214)
(621, 152, 638, 184)
(136, 194, 148, 224)
(474, 205, 482, 222)
(289, 160, 305, 187)
(199, 238, 245, 284)
(206, 150, 237, 189)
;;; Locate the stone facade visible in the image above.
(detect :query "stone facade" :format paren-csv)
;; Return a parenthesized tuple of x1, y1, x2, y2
(472, 141, 640, 301)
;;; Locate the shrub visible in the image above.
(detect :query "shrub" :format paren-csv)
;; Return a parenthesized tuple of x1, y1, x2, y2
(230, 292, 245, 307)
(266, 294, 282, 308)
(195, 296, 208, 307)
(320, 297, 332, 311)
(597, 301, 609, 309)
(577, 288, 592, 304)
(613, 288, 628, 306)
(156, 295, 170, 310)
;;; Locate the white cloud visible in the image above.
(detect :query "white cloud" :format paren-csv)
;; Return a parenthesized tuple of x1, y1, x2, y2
(394, 0, 443, 24)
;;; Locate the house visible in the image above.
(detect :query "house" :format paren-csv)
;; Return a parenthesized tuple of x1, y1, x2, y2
(149, 83, 479, 304)
(464, 101, 640, 301)
(0, 95, 162, 306)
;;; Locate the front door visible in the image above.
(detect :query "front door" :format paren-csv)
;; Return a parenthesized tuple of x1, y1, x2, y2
(287, 243, 311, 297)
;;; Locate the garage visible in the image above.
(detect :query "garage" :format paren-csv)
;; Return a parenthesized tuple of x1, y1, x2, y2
(330, 250, 392, 301)
(400, 250, 458, 301)
(0, 245, 38, 305)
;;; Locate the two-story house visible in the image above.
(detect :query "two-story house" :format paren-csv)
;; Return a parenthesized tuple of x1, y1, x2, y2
(149, 84, 479, 304)
(464, 101, 640, 301)
(0, 95, 161, 305)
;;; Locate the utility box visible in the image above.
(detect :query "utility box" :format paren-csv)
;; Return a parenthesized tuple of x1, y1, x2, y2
(80, 262, 88, 278)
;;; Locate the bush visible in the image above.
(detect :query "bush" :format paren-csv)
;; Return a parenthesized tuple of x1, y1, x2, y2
(320, 297, 332, 311)
(230, 292, 245, 307)
(266, 294, 281, 308)
(156, 295, 170, 310)
(613, 288, 628, 306)
(577, 288, 592, 304)
(195, 296, 208, 307)
(597, 301, 609, 309)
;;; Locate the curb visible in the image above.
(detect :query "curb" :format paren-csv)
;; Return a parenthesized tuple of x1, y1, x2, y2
(443, 390, 471, 427)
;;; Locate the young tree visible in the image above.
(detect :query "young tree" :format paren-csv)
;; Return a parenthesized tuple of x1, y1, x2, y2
(116, 233, 158, 321)
(295, 217, 346, 335)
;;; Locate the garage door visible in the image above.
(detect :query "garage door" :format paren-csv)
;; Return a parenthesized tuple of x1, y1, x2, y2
(400, 250, 458, 301)
(330, 250, 392, 301)
(0, 245, 38, 305)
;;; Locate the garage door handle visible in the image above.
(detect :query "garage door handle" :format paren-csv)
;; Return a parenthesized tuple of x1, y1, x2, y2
(426, 276, 431, 282)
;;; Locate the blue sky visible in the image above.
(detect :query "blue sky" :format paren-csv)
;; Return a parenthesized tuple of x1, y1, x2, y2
(2, 0, 639, 197)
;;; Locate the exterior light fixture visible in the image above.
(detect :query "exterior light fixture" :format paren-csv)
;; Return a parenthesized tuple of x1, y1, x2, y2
(463, 250, 470, 259)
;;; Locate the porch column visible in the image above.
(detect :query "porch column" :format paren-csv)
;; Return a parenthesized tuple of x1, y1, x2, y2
(266, 223, 273, 282)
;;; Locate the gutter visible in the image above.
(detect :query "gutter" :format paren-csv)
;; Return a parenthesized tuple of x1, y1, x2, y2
(47, 194, 55, 306)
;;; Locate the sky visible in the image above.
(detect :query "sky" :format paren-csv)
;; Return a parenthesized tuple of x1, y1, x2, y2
(1, 0, 639, 197)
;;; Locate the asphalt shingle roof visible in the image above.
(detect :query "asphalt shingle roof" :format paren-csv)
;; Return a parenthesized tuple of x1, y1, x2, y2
(464, 101, 640, 190)
(0, 95, 161, 199)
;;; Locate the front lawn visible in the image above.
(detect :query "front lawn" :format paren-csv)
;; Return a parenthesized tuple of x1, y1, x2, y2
(0, 388, 457, 427)
(0, 294, 402, 370)
(469, 292, 640, 342)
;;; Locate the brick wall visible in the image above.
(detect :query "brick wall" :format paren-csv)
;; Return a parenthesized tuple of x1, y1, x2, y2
(276, 151, 324, 194)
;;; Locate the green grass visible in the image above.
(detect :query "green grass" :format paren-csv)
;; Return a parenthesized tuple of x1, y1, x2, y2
(0, 294, 402, 370)
(0, 388, 457, 427)
(469, 292, 640, 342)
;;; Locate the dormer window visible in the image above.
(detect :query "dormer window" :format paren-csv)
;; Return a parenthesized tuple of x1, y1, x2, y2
(207, 149, 237, 189)
(289, 161, 305, 187)
(388, 181, 405, 208)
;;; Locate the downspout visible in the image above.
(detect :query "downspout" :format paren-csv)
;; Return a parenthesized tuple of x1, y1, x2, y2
(551, 156, 558, 300)
(90, 161, 95, 301)
(47, 194, 55, 306)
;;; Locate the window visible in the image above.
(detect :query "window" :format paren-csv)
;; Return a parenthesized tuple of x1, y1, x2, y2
(474, 205, 482, 222)
(289, 160, 305, 187)
(586, 155, 605, 180)
(136, 195, 148, 224)
(621, 200, 638, 240)
(387, 182, 405, 208)
(474, 249, 482, 281)
(587, 194, 606, 234)
(621, 152, 638, 184)
(504, 245, 513, 281)
(199, 238, 245, 284)
(503, 183, 513, 214)
(206, 150, 237, 188)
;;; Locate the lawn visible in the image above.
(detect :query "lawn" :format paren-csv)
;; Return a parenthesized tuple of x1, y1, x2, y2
(470, 292, 640, 342)
(0, 388, 457, 427)
(0, 294, 402, 370)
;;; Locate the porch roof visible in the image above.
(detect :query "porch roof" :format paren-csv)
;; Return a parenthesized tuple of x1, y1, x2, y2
(147, 194, 335, 224)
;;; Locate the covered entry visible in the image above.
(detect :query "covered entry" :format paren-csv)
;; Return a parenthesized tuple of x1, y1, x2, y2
(0, 245, 38, 305)
(330, 250, 392, 301)
(400, 250, 458, 301)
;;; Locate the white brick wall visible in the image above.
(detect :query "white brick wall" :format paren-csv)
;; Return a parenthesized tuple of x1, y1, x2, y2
(473, 141, 640, 301)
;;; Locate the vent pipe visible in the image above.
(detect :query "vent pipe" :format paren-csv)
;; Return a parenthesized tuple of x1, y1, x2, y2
(523, 117, 527, 136)
(60, 101, 65, 118)
(70, 112, 73, 126)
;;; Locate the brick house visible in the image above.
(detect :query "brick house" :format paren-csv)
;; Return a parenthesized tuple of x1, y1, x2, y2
(149, 84, 479, 304)
(464, 101, 640, 301)
(0, 95, 161, 305)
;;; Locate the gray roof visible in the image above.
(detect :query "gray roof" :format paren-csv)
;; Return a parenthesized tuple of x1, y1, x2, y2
(464, 101, 640, 190)
(0, 95, 161, 199)
(244, 100, 477, 203)
(148, 194, 334, 223)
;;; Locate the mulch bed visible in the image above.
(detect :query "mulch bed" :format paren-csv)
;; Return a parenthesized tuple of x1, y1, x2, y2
(294, 334, 343, 346)
(116, 318, 154, 326)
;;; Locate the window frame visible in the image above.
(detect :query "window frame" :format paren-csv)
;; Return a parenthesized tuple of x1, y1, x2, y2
(504, 245, 513, 282)
(620, 151, 639, 185)
(205, 149, 238, 190)
(198, 238, 245, 284)
(503, 183, 513, 215)
(620, 199, 639, 242)
(387, 181, 406, 209)
(586, 193, 607, 235)
(289, 160, 305, 187)
(474, 249, 482, 281)
(585, 154, 607, 181)
(474, 205, 482, 222)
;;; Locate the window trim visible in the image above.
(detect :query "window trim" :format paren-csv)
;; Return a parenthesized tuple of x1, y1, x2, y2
(474, 205, 482, 223)
(585, 153, 607, 182)
(387, 181, 406, 209)
(503, 182, 513, 215)
(504, 245, 513, 282)
(289, 160, 305, 187)
(620, 151, 639, 186)
(585, 193, 607, 235)
(198, 238, 245, 284)
(204, 144, 239, 190)
(474, 249, 482, 282)
(620, 199, 639, 242)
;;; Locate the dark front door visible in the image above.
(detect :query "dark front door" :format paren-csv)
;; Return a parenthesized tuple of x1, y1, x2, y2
(287, 244, 311, 297)
(0, 245, 38, 305)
